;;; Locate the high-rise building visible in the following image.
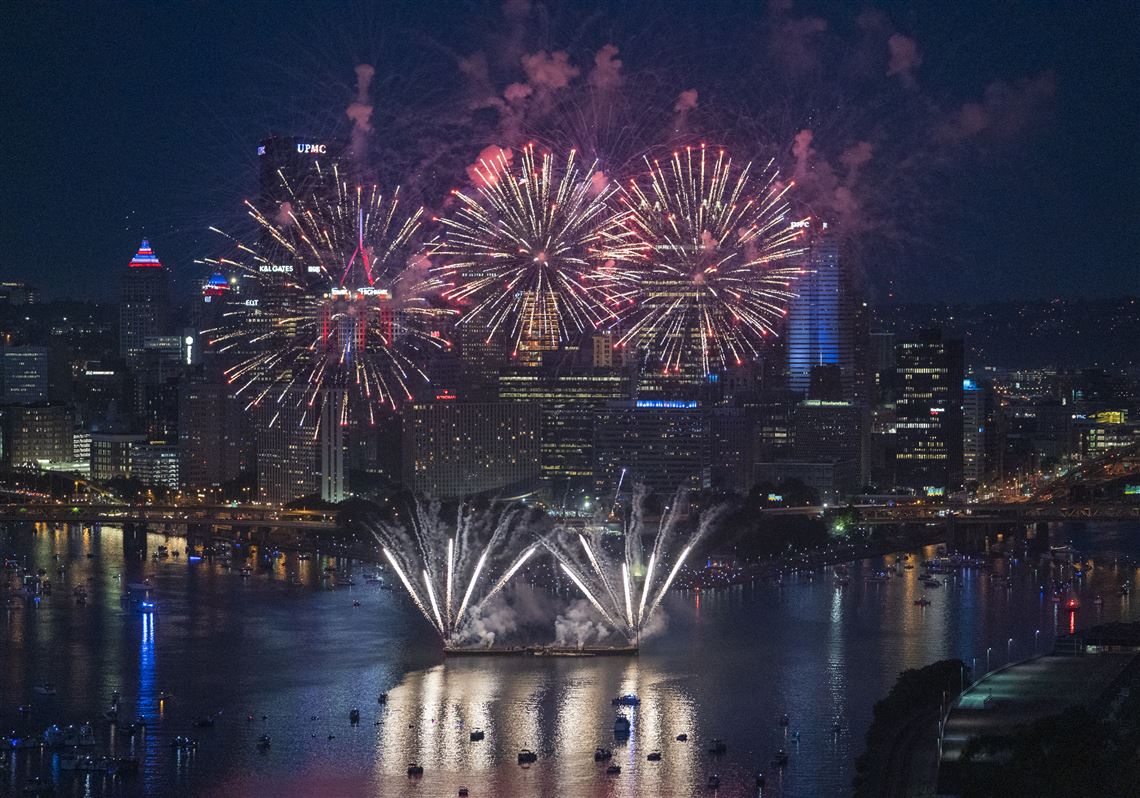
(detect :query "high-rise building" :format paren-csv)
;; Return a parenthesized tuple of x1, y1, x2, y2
(256, 393, 320, 506)
(962, 378, 985, 485)
(514, 290, 560, 367)
(593, 400, 710, 495)
(894, 330, 964, 495)
(497, 366, 630, 500)
(786, 223, 853, 398)
(0, 282, 39, 306)
(0, 346, 48, 404)
(90, 432, 146, 480)
(403, 402, 540, 498)
(120, 240, 169, 366)
(320, 389, 347, 503)
(179, 377, 246, 492)
(1, 403, 72, 467)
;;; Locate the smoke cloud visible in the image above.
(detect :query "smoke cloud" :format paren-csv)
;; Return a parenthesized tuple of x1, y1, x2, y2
(346, 64, 376, 165)
(589, 44, 623, 91)
(886, 34, 922, 87)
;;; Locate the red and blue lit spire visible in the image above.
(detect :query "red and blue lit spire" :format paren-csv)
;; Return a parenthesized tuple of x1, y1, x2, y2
(129, 239, 163, 268)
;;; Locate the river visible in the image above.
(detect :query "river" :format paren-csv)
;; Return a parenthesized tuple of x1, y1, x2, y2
(2, 521, 1138, 797)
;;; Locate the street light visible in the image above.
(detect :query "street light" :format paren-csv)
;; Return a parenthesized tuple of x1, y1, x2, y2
(1035, 629, 1041, 654)
(1007, 637, 1014, 662)
(987, 647, 992, 672)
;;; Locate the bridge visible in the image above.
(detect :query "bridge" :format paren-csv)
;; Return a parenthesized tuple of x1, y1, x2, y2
(0, 503, 338, 532)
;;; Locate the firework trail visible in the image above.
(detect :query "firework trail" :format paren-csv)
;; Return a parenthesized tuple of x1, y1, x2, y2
(544, 487, 727, 644)
(199, 166, 454, 429)
(600, 144, 807, 375)
(371, 497, 547, 642)
(429, 144, 631, 357)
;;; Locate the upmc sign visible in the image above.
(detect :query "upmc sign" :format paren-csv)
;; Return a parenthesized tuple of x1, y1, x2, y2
(296, 143, 327, 154)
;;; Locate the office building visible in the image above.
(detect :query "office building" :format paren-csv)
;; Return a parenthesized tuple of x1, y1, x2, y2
(593, 400, 710, 495)
(1, 403, 73, 467)
(962, 378, 985, 485)
(786, 223, 853, 398)
(893, 329, 965, 495)
(130, 443, 180, 489)
(256, 393, 320, 506)
(120, 240, 169, 365)
(0, 282, 39, 306)
(91, 432, 146, 480)
(498, 367, 630, 500)
(403, 402, 540, 499)
(1, 346, 48, 404)
(320, 389, 347, 503)
(179, 378, 246, 492)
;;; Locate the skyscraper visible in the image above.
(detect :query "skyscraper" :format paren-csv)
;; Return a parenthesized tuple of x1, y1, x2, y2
(894, 329, 965, 495)
(962, 378, 985, 485)
(0, 346, 48, 404)
(120, 240, 168, 365)
(785, 223, 853, 398)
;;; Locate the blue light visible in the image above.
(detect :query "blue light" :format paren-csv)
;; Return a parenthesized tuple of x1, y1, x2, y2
(635, 400, 698, 409)
(963, 378, 978, 391)
(188, 555, 202, 562)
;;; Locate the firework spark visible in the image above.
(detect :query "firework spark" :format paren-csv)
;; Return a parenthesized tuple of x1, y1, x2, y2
(602, 144, 807, 374)
(544, 488, 726, 644)
(372, 498, 546, 642)
(430, 144, 629, 356)
(199, 166, 454, 428)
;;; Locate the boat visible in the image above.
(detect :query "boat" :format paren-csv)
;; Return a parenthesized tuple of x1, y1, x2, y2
(240, 567, 252, 578)
(594, 747, 612, 761)
(517, 749, 538, 764)
(378, 693, 388, 704)
(611, 694, 640, 706)
(834, 577, 850, 586)
(103, 706, 119, 722)
(192, 716, 216, 728)
(606, 764, 621, 774)
(1094, 595, 1104, 605)
(458, 788, 469, 797)
(773, 748, 789, 766)
(647, 751, 662, 761)
(613, 716, 631, 736)
(64, 723, 96, 746)
(914, 597, 932, 607)
(756, 772, 766, 787)
(708, 738, 727, 755)
(43, 726, 64, 746)
(171, 736, 198, 749)
(109, 756, 139, 775)
(1066, 597, 1081, 611)
(349, 709, 360, 724)
(922, 579, 942, 588)
(676, 733, 688, 742)
(470, 729, 485, 742)
(706, 774, 721, 789)
(352, 600, 361, 607)
(22, 777, 52, 795)
(33, 683, 57, 695)
(407, 763, 424, 777)
(257, 735, 271, 751)
(866, 571, 890, 583)
(780, 713, 790, 727)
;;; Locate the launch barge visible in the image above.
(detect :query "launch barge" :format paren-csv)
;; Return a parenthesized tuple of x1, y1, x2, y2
(443, 644, 639, 657)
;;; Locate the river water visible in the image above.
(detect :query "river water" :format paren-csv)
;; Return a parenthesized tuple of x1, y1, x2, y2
(2, 521, 1138, 797)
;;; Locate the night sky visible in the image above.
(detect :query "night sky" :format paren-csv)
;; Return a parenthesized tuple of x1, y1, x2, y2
(2, 1, 1137, 303)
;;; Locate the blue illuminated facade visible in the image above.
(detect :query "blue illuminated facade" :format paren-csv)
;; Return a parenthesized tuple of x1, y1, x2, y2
(785, 225, 851, 397)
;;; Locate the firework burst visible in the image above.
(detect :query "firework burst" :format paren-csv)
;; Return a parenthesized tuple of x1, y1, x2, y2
(602, 144, 807, 374)
(371, 497, 546, 642)
(430, 144, 628, 356)
(544, 488, 727, 644)
(200, 166, 454, 428)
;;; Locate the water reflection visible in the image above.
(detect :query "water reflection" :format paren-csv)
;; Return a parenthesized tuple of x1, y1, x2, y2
(2, 521, 1139, 796)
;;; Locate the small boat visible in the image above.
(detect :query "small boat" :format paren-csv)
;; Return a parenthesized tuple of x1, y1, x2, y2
(192, 716, 216, 728)
(1067, 597, 1081, 611)
(171, 735, 198, 749)
(1094, 595, 1104, 605)
(613, 716, 631, 736)
(458, 788, 469, 797)
(756, 772, 766, 787)
(407, 763, 424, 777)
(606, 764, 621, 774)
(676, 733, 688, 742)
(834, 577, 850, 587)
(611, 694, 640, 706)
(352, 600, 361, 607)
(109, 756, 139, 774)
(706, 774, 720, 789)
(780, 713, 790, 727)
(773, 748, 789, 766)
(33, 683, 57, 695)
(594, 747, 612, 761)
(22, 777, 53, 795)
(914, 597, 932, 607)
(922, 579, 942, 588)
(349, 708, 360, 724)
(647, 751, 662, 761)
(470, 729, 485, 741)
(65, 723, 96, 746)
(257, 735, 271, 751)
(103, 706, 119, 722)
(378, 693, 388, 704)
(708, 738, 727, 755)
(517, 749, 538, 764)
(43, 725, 64, 746)
(18, 705, 32, 715)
